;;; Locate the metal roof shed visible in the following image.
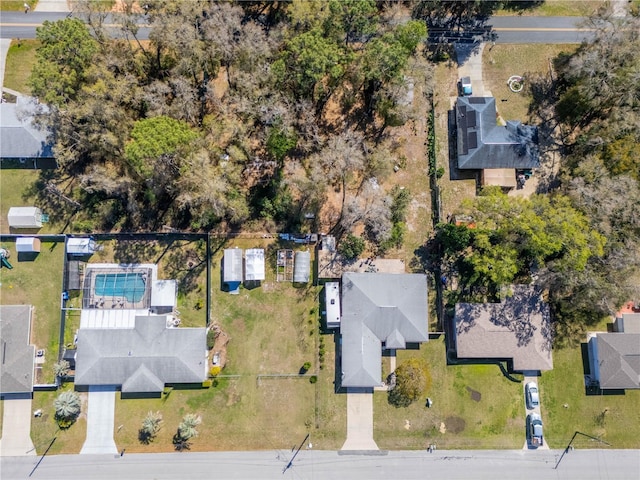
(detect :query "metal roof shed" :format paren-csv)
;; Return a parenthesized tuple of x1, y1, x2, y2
(7, 207, 42, 229)
(244, 248, 265, 281)
(223, 248, 243, 294)
(293, 250, 311, 284)
(15, 237, 41, 253)
(66, 237, 98, 256)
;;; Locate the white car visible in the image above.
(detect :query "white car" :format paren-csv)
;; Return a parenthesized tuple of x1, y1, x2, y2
(525, 382, 539, 409)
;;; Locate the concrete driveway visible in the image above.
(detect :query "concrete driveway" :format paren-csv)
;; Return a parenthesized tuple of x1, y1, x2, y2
(80, 386, 118, 455)
(456, 43, 488, 97)
(522, 373, 549, 450)
(341, 390, 379, 451)
(0, 395, 36, 456)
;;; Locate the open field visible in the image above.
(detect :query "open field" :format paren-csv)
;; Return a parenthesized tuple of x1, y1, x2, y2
(374, 338, 523, 450)
(495, 1, 605, 16)
(540, 345, 640, 449)
(483, 44, 578, 122)
(0, 238, 64, 385)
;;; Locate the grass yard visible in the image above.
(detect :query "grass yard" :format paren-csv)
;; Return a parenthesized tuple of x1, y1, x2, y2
(483, 44, 578, 123)
(3, 40, 39, 94)
(540, 345, 640, 449)
(109, 239, 345, 453)
(1, 0, 37, 12)
(495, 1, 605, 16)
(0, 239, 64, 385)
(30, 385, 87, 455)
(374, 338, 523, 449)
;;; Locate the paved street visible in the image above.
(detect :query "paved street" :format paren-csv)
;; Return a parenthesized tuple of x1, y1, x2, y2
(2, 449, 639, 479)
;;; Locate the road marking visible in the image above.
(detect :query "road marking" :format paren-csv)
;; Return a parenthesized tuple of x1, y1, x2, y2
(493, 27, 595, 32)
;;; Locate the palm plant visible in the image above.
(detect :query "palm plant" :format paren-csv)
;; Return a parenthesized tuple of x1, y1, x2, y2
(53, 391, 81, 428)
(178, 413, 201, 440)
(139, 411, 163, 444)
(53, 360, 70, 378)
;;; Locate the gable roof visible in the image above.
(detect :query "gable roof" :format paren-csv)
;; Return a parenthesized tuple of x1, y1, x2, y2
(454, 285, 553, 371)
(0, 97, 54, 159)
(341, 273, 428, 388)
(456, 96, 539, 170)
(595, 333, 640, 389)
(0, 305, 35, 394)
(75, 315, 206, 393)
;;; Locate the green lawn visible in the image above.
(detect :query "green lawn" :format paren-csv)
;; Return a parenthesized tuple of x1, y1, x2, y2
(483, 44, 578, 123)
(1, 0, 37, 12)
(374, 338, 523, 449)
(0, 239, 64, 385)
(495, 1, 605, 16)
(30, 385, 87, 455)
(3, 40, 39, 94)
(540, 345, 640, 449)
(107, 240, 346, 453)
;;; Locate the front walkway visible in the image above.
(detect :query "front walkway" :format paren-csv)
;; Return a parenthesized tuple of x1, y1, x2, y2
(80, 386, 118, 455)
(341, 391, 379, 451)
(0, 396, 36, 456)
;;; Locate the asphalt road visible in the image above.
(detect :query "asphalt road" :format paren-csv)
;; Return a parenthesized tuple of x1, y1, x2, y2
(2, 449, 639, 479)
(0, 12, 595, 43)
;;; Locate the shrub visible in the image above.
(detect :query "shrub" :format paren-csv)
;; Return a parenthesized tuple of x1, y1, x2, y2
(338, 234, 365, 260)
(53, 391, 81, 429)
(209, 366, 221, 377)
(309, 375, 318, 384)
(388, 358, 431, 408)
(206, 330, 216, 349)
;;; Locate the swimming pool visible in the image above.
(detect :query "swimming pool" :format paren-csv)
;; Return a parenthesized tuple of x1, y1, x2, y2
(94, 273, 146, 303)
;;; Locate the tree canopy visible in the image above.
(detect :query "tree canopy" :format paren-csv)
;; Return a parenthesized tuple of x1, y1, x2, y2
(388, 358, 431, 408)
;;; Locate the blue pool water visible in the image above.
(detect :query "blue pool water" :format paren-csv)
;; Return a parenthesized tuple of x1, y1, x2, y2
(94, 273, 146, 303)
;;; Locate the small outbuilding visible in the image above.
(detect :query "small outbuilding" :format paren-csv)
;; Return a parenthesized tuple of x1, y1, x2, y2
(244, 248, 265, 282)
(223, 248, 243, 294)
(7, 207, 42, 229)
(66, 237, 98, 256)
(293, 250, 311, 284)
(15, 237, 41, 253)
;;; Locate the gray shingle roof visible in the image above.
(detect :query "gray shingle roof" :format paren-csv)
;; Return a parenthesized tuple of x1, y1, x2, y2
(0, 97, 54, 159)
(75, 315, 207, 393)
(456, 97, 539, 170)
(0, 305, 35, 394)
(595, 333, 640, 389)
(454, 285, 553, 371)
(341, 273, 428, 388)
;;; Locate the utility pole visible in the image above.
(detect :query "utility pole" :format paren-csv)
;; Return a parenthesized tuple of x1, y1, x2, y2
(282, 433, 309, 474)
(554, 431, 612, 470)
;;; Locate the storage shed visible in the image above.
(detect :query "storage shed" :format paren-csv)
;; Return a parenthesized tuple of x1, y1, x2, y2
(244, 248, 265, 282)
(15, 237, 41, 253)
(223, 248, 243, 294)
(7, 207, 42, 229)
(293, 250, 311, 284)
(66, 237, 98, 256)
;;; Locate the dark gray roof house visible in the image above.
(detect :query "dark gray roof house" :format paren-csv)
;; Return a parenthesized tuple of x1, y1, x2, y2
(589, 333, 640, 390)
(340, 273, 428, 388)
(75, 315, 207, 394)
(455, 96, 539, 170)
(0, 305, 35, 395)
(0, 97, 54, 162)
(454, 285, 553, 372)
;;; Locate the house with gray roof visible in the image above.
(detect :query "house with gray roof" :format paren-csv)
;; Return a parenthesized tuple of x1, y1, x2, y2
(455, 96, 539, 170)
(340, 273, 428, 388)
(0, 305, 35, 396)
(0, 97, 54, 164)
(75, 315, 207, 395)
(454, 285, 553, 372)
(588, 313, 640, 390)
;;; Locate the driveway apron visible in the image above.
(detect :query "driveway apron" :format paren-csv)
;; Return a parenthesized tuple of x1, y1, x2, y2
(0, 397, 36, 456)
(341, 391, 379, 451)
(80, 386, 118, 455)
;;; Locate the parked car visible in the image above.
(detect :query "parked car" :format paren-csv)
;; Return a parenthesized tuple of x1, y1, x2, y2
(525, 382, 539, 409)
(527, 413, 544, 447)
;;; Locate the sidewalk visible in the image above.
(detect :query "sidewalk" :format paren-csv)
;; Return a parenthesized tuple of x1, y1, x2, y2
(0, 38, 10, 93)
